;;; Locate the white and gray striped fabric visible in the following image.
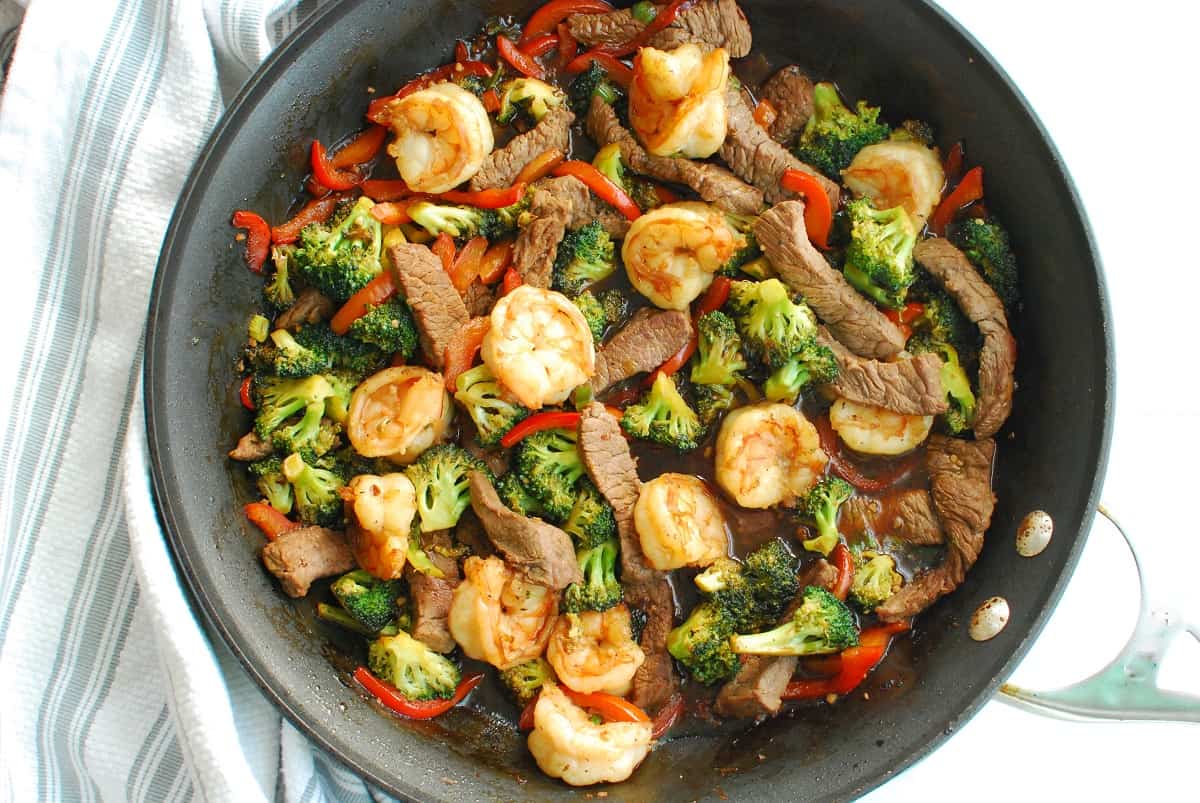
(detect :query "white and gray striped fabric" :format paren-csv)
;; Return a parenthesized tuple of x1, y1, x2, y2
(0, 0, 392, 800)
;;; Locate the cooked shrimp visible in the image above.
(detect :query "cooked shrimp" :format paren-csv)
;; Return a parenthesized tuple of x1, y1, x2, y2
(629, 44, 730, 158)
(527, 681, 653, 787)
(715, 402, 828, 509)
(546, 605, 646, 696)
(384, 82, 494, 194)
(343, 473, 416, 580)
(346, 366, 454, 462)
(449, 556, 558, 669)
(634, 473, 729, 570)
(828, 397, 932, 456)
(481, 285, 595, 409)
(622, 202, 745, 310)
(842, 139, 945, 225)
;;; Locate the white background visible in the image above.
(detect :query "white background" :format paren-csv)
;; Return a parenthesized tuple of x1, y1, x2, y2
(864, 2, 1200, 800)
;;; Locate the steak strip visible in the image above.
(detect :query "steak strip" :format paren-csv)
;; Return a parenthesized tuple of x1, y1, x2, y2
(589, 308, 693, 395)
(567, 0, 752, 57)
(758, 65, 815, 145)
(404, 529, 461, 653)
(389, 242, 469, 369)
(274, 287, 334, 331)
(840, 490, 944, 546)
(229, 430, 273, 462)
(818, 329, 948, 415)
(260, 526, 355, 598)
(469, 106, 574, 191)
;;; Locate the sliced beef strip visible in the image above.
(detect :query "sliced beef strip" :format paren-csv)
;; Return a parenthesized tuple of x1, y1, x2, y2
(453, 508, 496, 560)
(589, 308, 693, 395)
(229, 430, 273, 462)
(587, 97, 763, 216)
(462, 280, 495, 318)
(577, 402, 678, 711)
(260, 526, 355, 598)
(756, 202, 905, 359)
(759, 65, 815, 145)
(389, 242, 469, 369)
(469, 106, 574, 191)
(467, 472, 582, 590)
(404, 529, 461, 653)
(274, 287, 334, 331)
(914, 239, 1017, 438)
(512, 212, 565, 289)
(877, 436, 996, 622)
(568, 0, 752, 57)
(818, 329, 948, 415)
(840, 490, 944, 546)
(720, 89, 840, 209)
(540, 175, 630, 238)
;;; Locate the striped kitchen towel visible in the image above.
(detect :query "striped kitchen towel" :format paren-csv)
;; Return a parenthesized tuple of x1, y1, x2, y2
(0, 0, 391, 800)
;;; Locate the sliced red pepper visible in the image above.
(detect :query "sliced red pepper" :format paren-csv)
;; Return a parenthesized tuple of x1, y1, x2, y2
(552, 160, 640, 220)
(754, 98, 779, 129)
(593, 0, 696, 57)
(564, 50, 633, 88)
(830, 543, 853, 601)
(644, 336, 696, 388)
(305, 176, 331, 198)
(783, 623, 909, 700)
(244, 502, 300, 541)
(650, 693, 684, 740)
(442, 316, 491, 391)
(500, 266, 523, 296)
(859, 620, 910, 649)
(500, 411, 582, 448)
(231, 210, 271, 273)
(271, 195, 341, 244)
(520, 0, 613, 43)
(438, 181, 526, 209)
(942, 141, 964, 186)
(929, 165, 984, 236)
(518, 694, 539, 730)
(652, 183, 680, 205)
(431, 232, 456, 275)
(354, 667, 483, 719)
(695, 276, 731, 317)
(561, 687, 651, 723)
(815, 415, 922, 493)
(239, 376, 255, 410)
(449, 235, 488, 294)
(515, 148, 566, 186)
(520, 33, 559, 58)
(331, 271, 398, 335)
(497, 35, 545, 79)
(366, 61, 495, 124)
(455, 40, 470, 63)
(329, 125, 387, 169)
(311, 140, 361, 191)
(780, 168, 833, 250)
(556, 22, 578, 64)
(361, 179, 414, 202)
(478, 239, 515, 284)
(883, 302, 924, 342)
(481, 88, 501, 114)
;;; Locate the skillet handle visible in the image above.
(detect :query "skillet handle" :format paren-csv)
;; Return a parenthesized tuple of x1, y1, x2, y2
(996, 505, 1200, 723)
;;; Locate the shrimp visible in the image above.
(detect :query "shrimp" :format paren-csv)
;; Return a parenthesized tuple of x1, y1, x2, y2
(629, 44, 730, 158)
(546, 605, 646, 696)
(622, 202, 745, 310)
(634, 473, 729, 570)
(481, 285, 595, 409)
(343, 473, 416, 580)
(828, 397, 932, 456)
(842, 139, 945, 225)
(527, 681, 653, 787)
(448, 556, 558, 670)
(715, 402, 828, 509)
(346, 366, 454, 463)
(384, 82, 494, 194)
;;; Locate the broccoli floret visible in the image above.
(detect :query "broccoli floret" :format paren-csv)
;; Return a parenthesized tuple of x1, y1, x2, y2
(514, 428, 585, 521)
(248, 314, 270, 344)
(667, 602, 740, 685)
(843, 198, 918, 310)
(454, 363, 530, 447)
(763, 340, 838, 403)
(346, 298, 418, 358)
(731, 585, 858, 656)
(280, 451, 345, 526)
(911, 287, 976, 356)
(741, 539, 802, 629)
(693, 557, 756, 625)
(317, 326, 388, 375)
(552, 222, 616, 296)
(264, 246, 297, 311)
(568, 60, 623, 116)
(562, 479, 617, 548)
(294, 197, 383, 302)
(598, 288, 628, 326)
(891, 119, 935, 146)
(405, 524, 447, 579)
(367, 631, 461, 700)
(620, 372, 704, 452)
(563, 540, 623, 613)
(249, 456, 294, 514)
(404, 444, 493, 532)
(690, 312, 747, 387)
(693, 382, 735, 427)
(497, 77, 565, 125)
(592, 142, 626, 188)
(800, 476, 854, 556)
(850, 550, 903, 612)
(253, 373, 336, 448)
(323, 371, 356, 425)
(316, 602, 403, 637)
(793, 82, 889, 179)
(496, 472, 547, 518)
(572, 290, 610, 341)
(717, 215, 762, 276)
(499, 657, 555, 706)
(331, 570, 403, 632)
(726, 278, 821, 368)
(947, 216, 1019, 309)
(908, 334, 977, 434)
(249, 327, 333, 377)
(407, 197, 525, 241)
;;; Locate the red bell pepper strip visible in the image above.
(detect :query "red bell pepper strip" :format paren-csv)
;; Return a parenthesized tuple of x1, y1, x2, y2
(454, 40, 470, 63)
(500, 411, 582, 448)
(515, 148, 566, 186)
(361, 179, 413, 202)
(366, 61, 495, 124)
(563, 50, 633, 88)
(650, 694, 684, 740)
(500, 266, 523, 296)
(561, 687, 651, 723)
(753, 98, 779, 129)
(311, 140, 361, 191)
(497, 35, 545, 79)
(271, 195, 341, 243)
(780, 168, 833, 250)
(244, 502, 300, 541)
(859, 620, 910, 648)
(520, 33, 560, 58)
(929, 165, 984, 236)
(354, 667, 484, 719)
(481, 88, 501, 113)
(329, 125, 387, 169)
(304, 176, 331, 198)
(478, 239, 514, 284)
(231, 210, 271, 273)
(518, 695, 539, 730)
(438, 182, 526, 209)
(442, 317, 491, 391)
(593, 0, 696, 57)
(556, 22, 578, 64)
(239, 376, 255, 410)
(830, 543, 853, 602)
(552, 160, 640, 220)
(520, 0, 613, 43)
(882, 302, 924, 343)
(695, 275, 731, 317)
(431, 232, 456, 274)
(448, 235, 488, 294)
(815, 414, 921, 494)
(782, 622, 909, 700)
(331, 271, 398, 335)
(652, 183, 680, 205)
(942, 141, 964, 186)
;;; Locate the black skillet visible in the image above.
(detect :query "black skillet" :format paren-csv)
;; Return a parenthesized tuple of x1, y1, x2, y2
(144, 0, 1113, 798)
